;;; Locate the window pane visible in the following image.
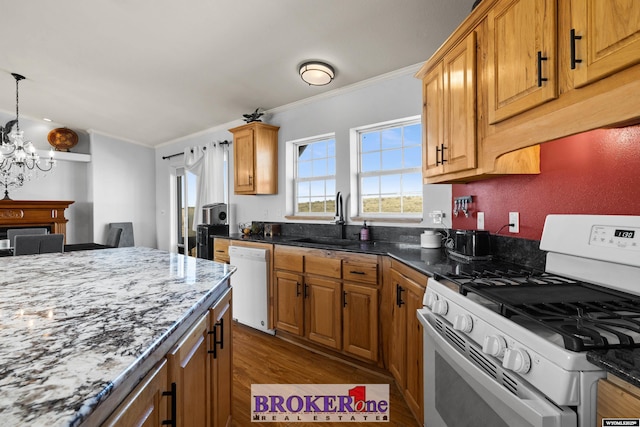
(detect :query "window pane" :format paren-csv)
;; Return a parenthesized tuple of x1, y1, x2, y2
(328, 139, 336, 156)
(361, 132, 380, 152)
(381, 196, 402, 213)
(361, 152, 380, 172)
(404, 124, 421, 146)
(310, 197, 326, 212)
(312, 159, 327, 176)
(403, 172, 423, 194)
(403, 195, 423, 213)
(326, 179, 336, 196)
(298, 161, 312, 178)
(327, 157, 336, 175)
(361, 176, 379, 196)
(381, 174, 401, 194)
(381, 128, 402, 149)
(382, 149, 402, 170)
(294, 136, 336, 215)
(298, 181, 310, 197)
(298, 199, 310, 212)
(299, 145, 312, 161)
(310, 180, 325, 197)
(404, 146, 422, 168)
(362, 196, 379, 213)
(312, 140, 327, 158)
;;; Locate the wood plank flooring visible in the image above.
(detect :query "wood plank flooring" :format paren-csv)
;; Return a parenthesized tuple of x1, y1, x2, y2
(232, 323, 421, 427)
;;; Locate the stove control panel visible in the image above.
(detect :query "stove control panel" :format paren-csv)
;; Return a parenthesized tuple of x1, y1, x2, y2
(502, 347, 531, 374)
(590, 225, 640, 251)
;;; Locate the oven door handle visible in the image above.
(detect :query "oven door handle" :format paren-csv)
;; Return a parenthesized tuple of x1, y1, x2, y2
(418, 310, 577, 427)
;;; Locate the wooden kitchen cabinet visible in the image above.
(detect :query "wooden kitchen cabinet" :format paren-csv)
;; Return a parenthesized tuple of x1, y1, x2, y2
(389, 260, 426, 423)
(343, 282, 378, 362)
(167, 312, 212, 426)
(570, 0, 640, 88)
(213, 238, 230, 263)
(274, 270, 304, 335)
(597, 376, 640, 424)
(305, 276, 342, 350)
(422, 31, 477, 179)
(229, 122, 279, 195)
(487, 0, 558, 124)
(210, 289, 232, 427)
(102, 359, 170, 426)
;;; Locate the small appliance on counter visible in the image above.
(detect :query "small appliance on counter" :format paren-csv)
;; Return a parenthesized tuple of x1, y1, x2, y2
(420, 230, 442, 248)
(202, 203, 228, 225)
(449, 229, 491, 260)
(264, 223, 281, 237)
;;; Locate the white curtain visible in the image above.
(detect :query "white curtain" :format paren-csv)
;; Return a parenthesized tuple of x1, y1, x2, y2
(184, 141, 225, 231)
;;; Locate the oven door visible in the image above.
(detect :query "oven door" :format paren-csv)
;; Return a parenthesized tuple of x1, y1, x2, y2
(418, 310, 576, 427)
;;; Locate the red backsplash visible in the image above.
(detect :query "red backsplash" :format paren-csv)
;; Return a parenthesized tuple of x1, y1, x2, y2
(452, 125, 640, 240)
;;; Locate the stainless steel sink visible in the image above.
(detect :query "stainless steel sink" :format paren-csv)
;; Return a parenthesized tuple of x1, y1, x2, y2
(291, 237, 360, 247)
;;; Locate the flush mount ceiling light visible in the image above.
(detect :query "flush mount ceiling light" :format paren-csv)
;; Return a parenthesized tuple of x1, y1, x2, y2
(299, 61, 335, 86)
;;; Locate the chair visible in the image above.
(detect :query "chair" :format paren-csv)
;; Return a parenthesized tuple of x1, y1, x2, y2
(105, 227, 123, 248)
(7, 228, 48, 247)
(13, 234, 64, 256)
(109, 222, 134, 247)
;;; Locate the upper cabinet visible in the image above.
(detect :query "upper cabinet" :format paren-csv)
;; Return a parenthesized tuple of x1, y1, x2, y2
(570, 0, 640, 88)
(229, 122, 279, 195)
(417, 0, 640, 184)
(487, 0, 557, 124)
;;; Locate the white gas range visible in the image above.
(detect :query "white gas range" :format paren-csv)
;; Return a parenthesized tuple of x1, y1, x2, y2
(418, 215, 640, 427)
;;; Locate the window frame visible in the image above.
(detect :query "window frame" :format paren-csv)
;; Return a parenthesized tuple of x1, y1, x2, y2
(352, 116, 423, 220)
(291, 133, 337, 217)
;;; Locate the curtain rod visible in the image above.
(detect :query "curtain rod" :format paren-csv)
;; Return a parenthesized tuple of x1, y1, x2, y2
(162, 140, 231, 160)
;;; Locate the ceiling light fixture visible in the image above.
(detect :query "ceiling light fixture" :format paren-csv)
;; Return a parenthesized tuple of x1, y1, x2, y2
(0, 73, 55, 200)
(299, 61, 335, 86)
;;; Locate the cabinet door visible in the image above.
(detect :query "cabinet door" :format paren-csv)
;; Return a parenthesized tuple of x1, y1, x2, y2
(213, 238, 230, 264)
(422, 63, 444, 178)
(403, 279, 425, 422)
(305, 276, 342, 350)
(167, 312, 211, 427)
(388, 269, 407, 386)
(103, 359, 170, 427)
(572, 0, 640, 88)
(274, 270, 304, 336)
(342, 283, 378, 362)
(488, 0, 557, 123)
(210, 289, 232, 427)
(233, 127, 256, 194)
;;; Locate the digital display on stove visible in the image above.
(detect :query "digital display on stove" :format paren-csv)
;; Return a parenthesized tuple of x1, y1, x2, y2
(614, 229, 635, 239)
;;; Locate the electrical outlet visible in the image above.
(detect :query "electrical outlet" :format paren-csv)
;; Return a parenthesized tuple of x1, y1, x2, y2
(509, 212, 519, 233)
(477, 212, 485, 230)
(430, 210, 443, 224)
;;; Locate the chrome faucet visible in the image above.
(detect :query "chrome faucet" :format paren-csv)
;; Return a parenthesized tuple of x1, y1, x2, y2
(334, 192, 346, 238)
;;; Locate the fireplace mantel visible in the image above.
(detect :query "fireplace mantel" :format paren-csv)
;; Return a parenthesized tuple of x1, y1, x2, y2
(0, 200, 74, 241)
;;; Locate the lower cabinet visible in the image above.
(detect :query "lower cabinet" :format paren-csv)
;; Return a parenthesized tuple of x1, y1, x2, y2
(274, 270, 304, 335)
(104, 288, 232, 427)
(306, 276, 342, 350)
(343, 282, 378, 362)
(389, 260, 425, 423)
(597, 376, 640, 424)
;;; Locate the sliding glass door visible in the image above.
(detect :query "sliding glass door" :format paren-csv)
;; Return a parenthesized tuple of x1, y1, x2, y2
(176, 167, 197, 255)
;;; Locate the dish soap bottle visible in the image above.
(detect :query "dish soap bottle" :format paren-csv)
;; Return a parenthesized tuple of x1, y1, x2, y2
(359, 221, 370, 241)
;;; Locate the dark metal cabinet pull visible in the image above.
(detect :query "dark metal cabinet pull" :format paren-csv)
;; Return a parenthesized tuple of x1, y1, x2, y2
(440, 144, 447, 164)
(303, 283, 309, 299)
(395, 283, 405, 307)
(349, 270, 365, 275)
(162, 382, 177, 426)
(343, 291, 348, 307)
(296, 282, 301, 297)
(570, 29, 583, 70)
(435, 145, 441, 166)
(537, 51, 548, 87)
(207, 318, 224, 358)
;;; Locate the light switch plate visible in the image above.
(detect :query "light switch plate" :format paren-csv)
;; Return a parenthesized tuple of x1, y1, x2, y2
(477, 212, 485, 230)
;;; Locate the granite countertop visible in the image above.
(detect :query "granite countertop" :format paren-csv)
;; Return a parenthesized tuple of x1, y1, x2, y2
(587, 349, 640, 388)
(0, 247, 235, 426)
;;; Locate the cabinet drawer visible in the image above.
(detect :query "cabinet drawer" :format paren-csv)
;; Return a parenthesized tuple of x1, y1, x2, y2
(305, 255, 341, 279)
(274, 246, 304, 272)
(343, 260, 378, 285)
(213, 238, 230, 263)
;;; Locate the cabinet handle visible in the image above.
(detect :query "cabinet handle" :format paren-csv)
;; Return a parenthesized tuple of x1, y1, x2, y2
(435, 145, 441, 166)
(537, 51, 548, 87)
(248, 175, 253, 185)
(343, 291, 348, 307)
(207, 318, 224, 358)
(570, 29, 582, 70)
(215, 250, 225, 253)
(296, 282, 301, 297)
(303, 284, 309, 299)
(440, 144, 447, 164)
(161, 382, 177, 426)
(395, 283, 405, 307)
(349, 270, 365, 275)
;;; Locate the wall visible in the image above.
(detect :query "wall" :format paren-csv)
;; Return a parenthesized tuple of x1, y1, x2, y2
(154, 71, 453, 252)
(451, 125, 640, 240)
(0, 112, 92, 243)
(89, 132, 157, 247)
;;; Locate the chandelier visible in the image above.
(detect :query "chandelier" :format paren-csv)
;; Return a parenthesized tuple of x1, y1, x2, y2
(0, 73, 55, 200)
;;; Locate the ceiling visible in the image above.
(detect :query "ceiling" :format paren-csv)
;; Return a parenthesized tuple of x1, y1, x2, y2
(0, 0, 472, 147)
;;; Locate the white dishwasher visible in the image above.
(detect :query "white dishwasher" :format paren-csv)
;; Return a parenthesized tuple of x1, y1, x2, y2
(229, 246, 274, 335)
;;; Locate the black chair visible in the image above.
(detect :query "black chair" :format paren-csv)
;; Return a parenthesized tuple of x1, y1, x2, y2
(7, 228, 48, 247)
(105, 227, 123, 248)
(13, 234, 64, 256)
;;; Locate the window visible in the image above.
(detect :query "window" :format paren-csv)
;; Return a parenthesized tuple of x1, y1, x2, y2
(356, 118, 422, 217)
(294, 135, 336, 215)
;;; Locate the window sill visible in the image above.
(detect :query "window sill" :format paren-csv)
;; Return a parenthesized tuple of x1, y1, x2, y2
(285, 215, 334, 221)
(351, 216, 423, 224)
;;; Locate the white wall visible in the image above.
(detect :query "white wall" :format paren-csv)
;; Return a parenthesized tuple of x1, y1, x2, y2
(155, 69, 452, 251)
(90, 131, 157, 247)
(0, 112, 92, 243)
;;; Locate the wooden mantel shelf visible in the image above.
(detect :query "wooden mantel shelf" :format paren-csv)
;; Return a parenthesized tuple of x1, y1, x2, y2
(0, 200, 74, 241)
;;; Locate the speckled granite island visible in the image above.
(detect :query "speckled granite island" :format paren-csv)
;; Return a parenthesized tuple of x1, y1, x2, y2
(0, 247, 235, 426)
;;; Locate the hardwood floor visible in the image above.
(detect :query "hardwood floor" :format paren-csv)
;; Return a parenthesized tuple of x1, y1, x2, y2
(232, 323, 421, 427)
